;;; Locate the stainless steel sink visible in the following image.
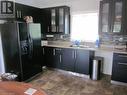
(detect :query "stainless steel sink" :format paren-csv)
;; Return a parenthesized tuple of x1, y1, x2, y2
(69, 45, 90, 48)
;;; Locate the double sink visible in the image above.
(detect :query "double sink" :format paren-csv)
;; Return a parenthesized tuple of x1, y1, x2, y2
(69, 45, 90, 48)
(69, 45, 96, 51)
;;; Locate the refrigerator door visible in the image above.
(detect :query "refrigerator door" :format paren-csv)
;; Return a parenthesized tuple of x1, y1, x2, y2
(18, 23, 31, 81)
(18, 23, 42, 81)
(28, 23, 42, 75)
(0, 23, 21, 80)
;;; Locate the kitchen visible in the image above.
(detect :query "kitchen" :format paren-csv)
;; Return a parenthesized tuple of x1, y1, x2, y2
(0, 0, 127, 95)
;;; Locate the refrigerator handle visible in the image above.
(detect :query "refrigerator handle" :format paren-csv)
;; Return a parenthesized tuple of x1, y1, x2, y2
(28, 33, 33, 58)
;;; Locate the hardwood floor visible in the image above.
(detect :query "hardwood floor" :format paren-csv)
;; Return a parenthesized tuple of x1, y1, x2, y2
(30, 69, 127, 95)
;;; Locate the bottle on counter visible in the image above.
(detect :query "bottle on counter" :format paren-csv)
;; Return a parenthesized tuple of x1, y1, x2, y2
(95, 36, 100, 48)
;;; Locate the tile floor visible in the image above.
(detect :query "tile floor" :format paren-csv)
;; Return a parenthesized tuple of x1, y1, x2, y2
(30, 69, 127, 95)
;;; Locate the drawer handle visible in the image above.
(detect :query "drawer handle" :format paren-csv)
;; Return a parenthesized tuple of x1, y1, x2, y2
(43, 48, 45, 55)
(53, 49, 55, 55)
(16, 11, 19, 18)
(48, 26, 49, 32)
(75, 50, 76, 59)
(72, 50, 75, 59)
(60, 55, 62, 63)
(118, 62, 127, 66)
(118, 55, 127, 58)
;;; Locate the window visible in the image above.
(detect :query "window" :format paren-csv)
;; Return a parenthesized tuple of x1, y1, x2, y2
(71, 13, 98, 42)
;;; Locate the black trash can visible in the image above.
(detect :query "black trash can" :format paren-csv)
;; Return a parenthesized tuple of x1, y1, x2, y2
(1, 73, 18, 81)
(91, 56, 103, 80)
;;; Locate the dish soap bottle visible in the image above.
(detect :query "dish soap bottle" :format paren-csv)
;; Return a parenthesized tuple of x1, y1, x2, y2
(95, 37, 100, 48)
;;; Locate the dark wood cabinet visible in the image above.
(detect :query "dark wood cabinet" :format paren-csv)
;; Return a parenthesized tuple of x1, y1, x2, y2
(75, 50, 90, 75)
(4, 3, 70, 36)
(112, 53, 127, 83)
(43, 46, 94, 75)
(43, 47, 62, 69)
(53, 48, 62, 69)
(61, 48, 75, 72)
(99, 0, 111, 34)
(15, 3, 41, 22)
(75, 49, 94, 75)
(40, 6, 70, 34)
(43, 47, 54, 67)
(99, 0, 126, 35)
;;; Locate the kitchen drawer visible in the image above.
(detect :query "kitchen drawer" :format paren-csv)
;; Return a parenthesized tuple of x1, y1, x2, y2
(54, 48, 62, 55)
(113, 53, 127, 62)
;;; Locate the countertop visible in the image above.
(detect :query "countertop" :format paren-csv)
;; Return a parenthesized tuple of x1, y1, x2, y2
(42, 44, 127, 54)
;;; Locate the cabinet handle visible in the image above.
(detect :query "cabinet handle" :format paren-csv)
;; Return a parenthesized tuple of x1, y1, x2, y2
(60, 55, 62, 63)
(19, 11, 22, 18)
(118, 55, 127, 58)
(75, 50, 76, 59)
(48, 26, 49, 32)
(43, 48, 45, 55)
(72, 50, 75, 59)
(16, 11, 19, 18)
(118, 62, 127, 66)
(53, 49, 55, 55)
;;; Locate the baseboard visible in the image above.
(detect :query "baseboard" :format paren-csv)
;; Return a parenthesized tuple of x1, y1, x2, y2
(24, 72, 43, 82)
(111, 80, 127, 86)
(53, 68, 90, 79)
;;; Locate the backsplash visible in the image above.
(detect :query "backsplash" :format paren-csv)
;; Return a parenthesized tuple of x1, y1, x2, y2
(42, 34, 70, 41)
(42, 33, 127, 50)
(100, 34, 127, 45)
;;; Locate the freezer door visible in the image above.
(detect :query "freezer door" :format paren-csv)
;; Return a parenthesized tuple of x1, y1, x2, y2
(0, 23, 21, 80)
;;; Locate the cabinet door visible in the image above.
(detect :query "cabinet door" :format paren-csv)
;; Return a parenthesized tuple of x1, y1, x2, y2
(51, 8, 57, 32)
(53, 48, 62, 69)
(75, 50, 90, 75)
(46, 9, 51, 33)
(15, 3, 29, 21)
(124, 0, 127, 35)
(40, 9, 51, 34)
(112, 0, 125, 34)
(42, 47, 45, 66)
(58, 7, 64, 33)
(64, 7, 70, 34)
(61, 48, 75, 72)
(57, 7, 70, 34)
(112, 53, 127, 83)
(99, 0, 112, 34)
(43, 47, 54, 67)
(15, 3, 40, 22)
(15, 3, 23, 21)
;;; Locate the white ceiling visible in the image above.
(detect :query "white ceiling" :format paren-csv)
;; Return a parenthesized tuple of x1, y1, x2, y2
(15, 0, 100, 13)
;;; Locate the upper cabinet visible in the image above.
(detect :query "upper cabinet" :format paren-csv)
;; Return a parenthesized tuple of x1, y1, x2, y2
(41, 6, 70, 34)
(112, 0, 123, 34)
(99, 0, 126, 35)
(15, 3, 41, 23)
(99, 0, 111, 33)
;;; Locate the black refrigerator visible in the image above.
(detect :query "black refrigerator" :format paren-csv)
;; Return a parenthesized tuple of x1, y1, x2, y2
(0, 22, 42, 81)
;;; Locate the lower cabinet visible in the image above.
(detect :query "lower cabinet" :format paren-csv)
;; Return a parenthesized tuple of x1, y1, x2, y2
(43, 46, 62, 69)
(43, 46, 94, 75)
(53, 48, 62, 69)
(43, 47, 54, 67)
(61, 48, 75, 72)
(75, 49, 90, 75)
(112, 53, 127, 83)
